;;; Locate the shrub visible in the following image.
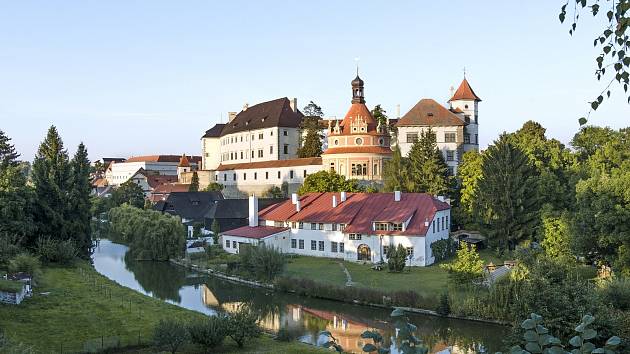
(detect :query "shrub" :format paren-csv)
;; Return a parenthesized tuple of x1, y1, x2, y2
(8, 253, 41, 282)
(153, 319, 189, 354)
(226, 304, 261, 347)
(600, 278, 630, 311)
(187, 316, 228, 352)
(0, 233, 22, 267)
(435, 292, 450, 316)
(36, 237, 77, 264)
(430, 238, 458, 262)
(239, 244, 286, 281)
(387, 244, 407, 272)
(440, 243, 484, 284)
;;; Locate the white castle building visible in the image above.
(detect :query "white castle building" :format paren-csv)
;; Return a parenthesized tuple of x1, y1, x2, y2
(221, 192, 451, 267)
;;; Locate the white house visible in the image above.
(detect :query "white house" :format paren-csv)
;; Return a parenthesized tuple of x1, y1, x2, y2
(396, 78, 481, 176)
(221, 192, 451, 267)
(105, 155, 201, 187)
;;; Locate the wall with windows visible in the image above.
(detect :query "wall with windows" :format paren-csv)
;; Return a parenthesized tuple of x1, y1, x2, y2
(106, 161, 186, 187)
(218, 127, 301, 166)
(201, 136, 222, 170)
(221, 230, 290, 255)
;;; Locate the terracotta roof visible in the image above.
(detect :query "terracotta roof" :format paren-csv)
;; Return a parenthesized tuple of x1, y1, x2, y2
(449, 78, 481, 102)
(151, 183, 191, 194)
(219, 97, 303, 136)
(202, 123, 225, 138)
(222, 225, 289, 239)
(451, 107, 464, 113)
(335, 103, 379, 135)
(178, 154, 191, 167)
(396, 99, 466, 127)
(322, 146, 392, 155)
(259, 192, 450, 236)
(146, 175, 178, 189)
(216, 157, 322, 171)
(125, 155, 202, 164)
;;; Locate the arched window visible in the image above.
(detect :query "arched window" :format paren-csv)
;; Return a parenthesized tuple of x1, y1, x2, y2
(357, 244, 371, 261)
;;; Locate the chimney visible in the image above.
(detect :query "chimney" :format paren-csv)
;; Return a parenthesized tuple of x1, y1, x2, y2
(228, 112, 237, 122)
(340, 191, 347, 202)
(332, 195, 337, 208)
(243, 103, 249, 111)
(291, 193, 298, 204)
(394, 191, 401, 202)
(295, 200, 301, 212)
(289, 97, 298, 112)
(424, 218, 430, 227)
(248, 195, 259, 227)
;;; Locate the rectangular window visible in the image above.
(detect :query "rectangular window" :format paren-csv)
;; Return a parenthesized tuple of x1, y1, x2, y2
(265, 172, 269, 179)
(254, 172, 257, 180)
(437, 219, 440, 232)
(283, 144, 289, 154)
(270, 145, 273, 155)
(251, 150, 254, 158)
(258, 149, 263, 158)
(445, 132, 457, 143)
(446, 150, 455, 161)
(406, 247, 414, 257)
(232, 241, 237, 249)
(291, 239, 297, 249)
(243, 173, 246, 181)
(464, 134, 471, 144)
(283, 130, 288, 136)
(340, 224, 346, 231)
(240, 151, 243, 159)
(299, 239, 304, 249)
(311, 240, 316, 250)
(339, 242, 344, 253)
(290, 170, 294, 179)
(349, 234, 362, 240)
(351, 163, 367, 176)
(258, 133, 263, 140)
(446, 216, 449, 230)
(383, 245, 390, 257)
(475, 134, 479, 144)
(318, 241, 324, 251)
(331, 242, 338, 253)
(391, 223, 403, 231)
(274, 221, 284, 227)
(311, 223, 316, 230)
(442, 217, 445, 230)
(375, 222, 388, 231)
(277, 171, 281, 179)
(332, 223, 337, 231)
(226, 240, 230, 248)
(406, 133, 418, 143)
(303, 170, 307, 178)
(291, 222, 297, 229)
(299, 222, 304, 229)
(224, 174, 227, 181)
(318, 223, 324, 230)
(233, 173, 236, 181)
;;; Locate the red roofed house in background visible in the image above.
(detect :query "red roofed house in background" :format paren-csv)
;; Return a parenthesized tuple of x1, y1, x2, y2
(221, 192, 451, 267)
(322, 73, 392, 181)
(104, 154, 201, 187)
(396, 76, 481, 176)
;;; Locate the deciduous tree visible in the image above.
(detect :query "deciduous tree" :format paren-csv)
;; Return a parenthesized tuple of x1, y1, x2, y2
(111, 180, 145, 209)
(297, 170, 364, 194)
(298, 101, 324, 158)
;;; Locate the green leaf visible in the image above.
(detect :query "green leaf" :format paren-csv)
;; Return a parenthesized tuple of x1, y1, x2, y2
(521, 319, 537, 330)
(592, 349, 605, 354)
(536, 325, 549, 334)
(569, 335, 582, 347)
(591, 101, 599, 110)
(579, 117, 588, 126)
(582, 342, 596, 352)
(524, 330, 539, 342)
(581, 314, 595, 325)
(547, 346, 566, 354)
(509, 346, 524, 354)
(605, 336, 621, 346)
(525, 341, 542, 353)
(559, 13, 566, 23)
(363, 343, 378, 352)
(607, 11, 614, 21)
(582, 328, 597, 340)
(597, 95, 603, 103)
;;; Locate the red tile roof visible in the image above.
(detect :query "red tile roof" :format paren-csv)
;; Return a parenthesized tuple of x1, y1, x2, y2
(322, 146, 392, 155)
(396, 99, 466, 127)
(125, 155, 202, 164)
(259, 192, 450, 236)
(222, 225, 289, 239)
(152, 183, 190, 194)
(449, 78, 481, 102)
(216, 157, 322, 171)
(178, 154, 191, 167)
(337, 103, 377, 134)
(146, 175, 179, 189)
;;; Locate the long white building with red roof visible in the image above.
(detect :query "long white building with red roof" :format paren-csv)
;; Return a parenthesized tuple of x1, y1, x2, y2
(221, 191, 451, 267)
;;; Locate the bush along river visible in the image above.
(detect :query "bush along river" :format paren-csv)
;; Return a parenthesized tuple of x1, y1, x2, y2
(93, 239, 508, 354)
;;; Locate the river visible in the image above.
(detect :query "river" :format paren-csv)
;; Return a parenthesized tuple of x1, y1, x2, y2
(92, 239, 508, 353)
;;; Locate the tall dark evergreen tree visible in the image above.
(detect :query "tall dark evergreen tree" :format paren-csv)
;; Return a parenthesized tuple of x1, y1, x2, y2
(68, 143, 92, 257)
(406, 129, 451, 195)
(189, 171, 199, 192)
(297, 101, 323, 158)
(0, 130, 34, 240)
(476, 134, 540, 252)
(31, 126, 72, 246)
(383, 145, 409, 192)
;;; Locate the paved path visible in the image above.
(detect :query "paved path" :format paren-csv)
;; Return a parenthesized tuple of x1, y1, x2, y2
(338, 262, 355, 287)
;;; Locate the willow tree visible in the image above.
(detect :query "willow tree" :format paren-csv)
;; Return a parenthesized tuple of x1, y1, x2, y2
(476, 135, 539, 252)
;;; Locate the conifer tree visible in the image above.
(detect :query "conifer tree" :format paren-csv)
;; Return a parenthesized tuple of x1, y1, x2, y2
(297, 101, 323, 158)
(476, 135, 540, 252)
(0, 130, 33, 239)
(189, 171, 199, 192)
(68, 143, 92, 257)
(383, 145, 409, 192)
(406, 129, 451, 195)
(31, 126, 72, 246)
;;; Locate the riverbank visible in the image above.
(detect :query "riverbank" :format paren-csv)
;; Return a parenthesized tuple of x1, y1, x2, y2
(171, 257, 510, 326)
(0, 262, 327, 353)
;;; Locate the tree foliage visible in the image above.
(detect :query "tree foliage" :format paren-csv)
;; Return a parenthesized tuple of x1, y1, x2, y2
(383, 145, 410, 192)
(455, 150, 484, 227)
(406, 129, 451, 196)
(188, 171, 199, 192)
(476, 135, 540, 252)
(387, 244, 407, 272)
(297, 170, 364, 194)
(298, 101, 324, 158)
(108, 205, 186, 261)
(371, 104, 388, 129)
(441, 244, 484, 283)
(0, 130, 33, 239)
(226, 304, 261, 348)
(203, 182, 224, 192)
(153, 318, 189, 354)
(541, 212, 574, 264)
(68, 143, 92, 257)
(110, 180, 145, 209)
(187, 316, 228, 352)
(559, 0, 630, 123)
(239, 244, 286, 281)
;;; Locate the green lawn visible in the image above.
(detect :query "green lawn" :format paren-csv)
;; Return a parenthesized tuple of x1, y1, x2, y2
(0, 263, 325, 353)
(284, 256, 348, 285)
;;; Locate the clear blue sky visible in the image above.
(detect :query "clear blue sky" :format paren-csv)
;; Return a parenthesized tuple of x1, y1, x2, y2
(1, 1, 628, 161)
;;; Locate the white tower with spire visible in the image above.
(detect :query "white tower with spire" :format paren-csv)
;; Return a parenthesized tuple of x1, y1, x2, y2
(448, 75, 481, 151)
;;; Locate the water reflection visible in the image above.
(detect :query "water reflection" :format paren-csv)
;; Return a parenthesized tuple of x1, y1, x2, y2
(93, 239, 506, 353)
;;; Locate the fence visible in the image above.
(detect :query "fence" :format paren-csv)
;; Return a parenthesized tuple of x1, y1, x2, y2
(48, 267, 155, 353)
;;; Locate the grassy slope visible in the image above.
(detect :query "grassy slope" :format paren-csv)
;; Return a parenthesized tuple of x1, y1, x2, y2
(0, 263, 324, 353)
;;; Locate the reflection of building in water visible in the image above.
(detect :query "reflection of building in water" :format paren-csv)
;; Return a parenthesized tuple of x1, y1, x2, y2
(200, 285, 219, 307)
